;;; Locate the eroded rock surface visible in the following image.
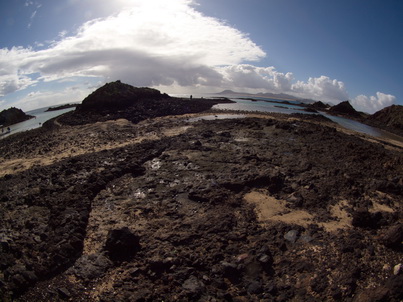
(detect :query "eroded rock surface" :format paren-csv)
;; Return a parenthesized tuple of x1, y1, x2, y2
(0, 115, 402, 301)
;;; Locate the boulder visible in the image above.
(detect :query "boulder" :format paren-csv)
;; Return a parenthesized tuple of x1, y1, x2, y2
(104, 227, 141, 262)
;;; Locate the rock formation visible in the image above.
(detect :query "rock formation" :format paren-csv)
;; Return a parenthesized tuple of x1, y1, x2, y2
(367, 104, 403, 136)
(328, 100, 362, 118)
(0, 107, 33, 127)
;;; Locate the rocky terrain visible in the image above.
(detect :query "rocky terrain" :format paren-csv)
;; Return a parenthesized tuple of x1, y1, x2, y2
(367, 105, 403, 137)
(61, 81, 233, 126)
(0, 107, 33, 128)
(46, 104, 77, 112)
(328, 101, 365, 119)
(0, 83, 402, 301)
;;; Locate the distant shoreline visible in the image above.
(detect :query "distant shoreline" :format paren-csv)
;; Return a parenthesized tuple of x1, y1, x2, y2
(45, 104, 77, 112)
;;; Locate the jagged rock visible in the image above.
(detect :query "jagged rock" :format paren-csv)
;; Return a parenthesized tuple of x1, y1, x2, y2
(284, 230, 299, 243)
(104, 227, 141, 262)
(379, 224, 403, 249)
(329, 100, 362, 118)
(367, 104, 403, 136)
(182, 275, 204, 294)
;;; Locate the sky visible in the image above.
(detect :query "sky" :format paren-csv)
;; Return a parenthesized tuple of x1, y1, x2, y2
(0, 0, 402, 113)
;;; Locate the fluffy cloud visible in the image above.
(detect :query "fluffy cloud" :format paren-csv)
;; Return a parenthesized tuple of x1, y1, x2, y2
(352, 92, 396, 114)
(11, 84, 96, 111)
(0, 0, 396, 114)
(0, 0, 264, 98)
(291, 76, 349, 102)
(217, 65, 294, 92)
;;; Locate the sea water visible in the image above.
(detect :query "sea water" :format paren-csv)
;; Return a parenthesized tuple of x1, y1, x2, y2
(1, 106, 75, 139)
(211, 98, 403, 141)
(213, 98, 306, 115)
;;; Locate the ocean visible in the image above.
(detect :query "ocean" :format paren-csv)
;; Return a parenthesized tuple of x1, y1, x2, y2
(1, 97, 401, 143)
(1, 106, 76, 139)
(212, 98, 403, 141)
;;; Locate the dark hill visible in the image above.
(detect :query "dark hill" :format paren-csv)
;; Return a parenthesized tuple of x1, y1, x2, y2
(329, 101, 361, 118)
(46, 104, 77, 112)
(78, 81, 168, 112)
(0, 107, 33, 127)
(309, 101, 330, 110)
(61, 81, 233, 125)
(367, 105, 403, 136)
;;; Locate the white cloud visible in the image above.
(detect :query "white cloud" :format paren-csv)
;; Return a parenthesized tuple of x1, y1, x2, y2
(216, 65, 294, 92)
(291, 76, 349, 102)
(352, 92, 395, 114)
(11, 85, 95, 111)
(0, 0, 396, 114)
(1, 0, 264, 97)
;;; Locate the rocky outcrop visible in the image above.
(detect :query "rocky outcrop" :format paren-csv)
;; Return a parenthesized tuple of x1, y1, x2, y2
(309, 101, 330, 111)
(0, 107, 33, 127)
(78, 81, 169, 112)
(367, 105, 403, 136)
(329, 100, 362, 118)
(62, 81, 233, 125)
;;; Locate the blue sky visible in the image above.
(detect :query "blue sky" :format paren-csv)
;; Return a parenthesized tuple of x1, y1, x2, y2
(0, 0, 402, 113)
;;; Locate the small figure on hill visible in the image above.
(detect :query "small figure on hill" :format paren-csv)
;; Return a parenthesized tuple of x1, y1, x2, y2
(190, 95, 193, 100)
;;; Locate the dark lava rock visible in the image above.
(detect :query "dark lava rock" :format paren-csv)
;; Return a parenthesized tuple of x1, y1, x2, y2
(0, 107, 33, 127)
(310, 101, 330, 110)
(182, 275, 205, 294)
(104, 227, 141, 262)
(351, 209, 382, 229)
(61, 81, 234, 125)
(379, 224, 403, 250)
(329, 100, 362, 118)
(247, 280, 263, 294)
(78, 81, 168, 112)
(367, 104, 403, 136)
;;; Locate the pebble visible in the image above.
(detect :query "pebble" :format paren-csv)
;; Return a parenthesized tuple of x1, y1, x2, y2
(393, 263, 402, 275)
(284, 230, 299, 243)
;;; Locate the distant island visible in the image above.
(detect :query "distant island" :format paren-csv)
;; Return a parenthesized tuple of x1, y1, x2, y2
(0, 107, 33, 127)
(216, 89, 315, 103)
(217, 90, 403, 136)
(45, 103, 77, 112)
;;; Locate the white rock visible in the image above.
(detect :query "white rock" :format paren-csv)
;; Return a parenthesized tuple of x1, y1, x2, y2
(393, 263, 402, 275)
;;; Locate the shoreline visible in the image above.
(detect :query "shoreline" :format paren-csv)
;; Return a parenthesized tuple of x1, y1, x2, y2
(0, 96, 402, 301)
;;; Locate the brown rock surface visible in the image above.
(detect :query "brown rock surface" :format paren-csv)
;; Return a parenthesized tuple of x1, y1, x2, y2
(0, 104, 402, 301)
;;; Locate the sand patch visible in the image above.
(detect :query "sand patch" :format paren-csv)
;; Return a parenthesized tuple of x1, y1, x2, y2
(244, 191, 314, 227)
(0, 120, 193, 177)
(244, 190, 352, 232)
(320, 200, 352, 232)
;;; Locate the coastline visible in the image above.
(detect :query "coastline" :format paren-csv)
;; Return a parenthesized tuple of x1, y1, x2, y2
(1, 107, 402, 301)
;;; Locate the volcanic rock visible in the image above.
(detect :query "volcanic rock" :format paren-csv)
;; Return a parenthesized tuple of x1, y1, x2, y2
(104, 227, 141, 262)
(62, 81, 234, 125)
(0, 86, 402, 301)
(0, 107, 33, 127)
(329, 100, 362, 118)
(367, 104, 403, 136)
(309, 101, 330, 110)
